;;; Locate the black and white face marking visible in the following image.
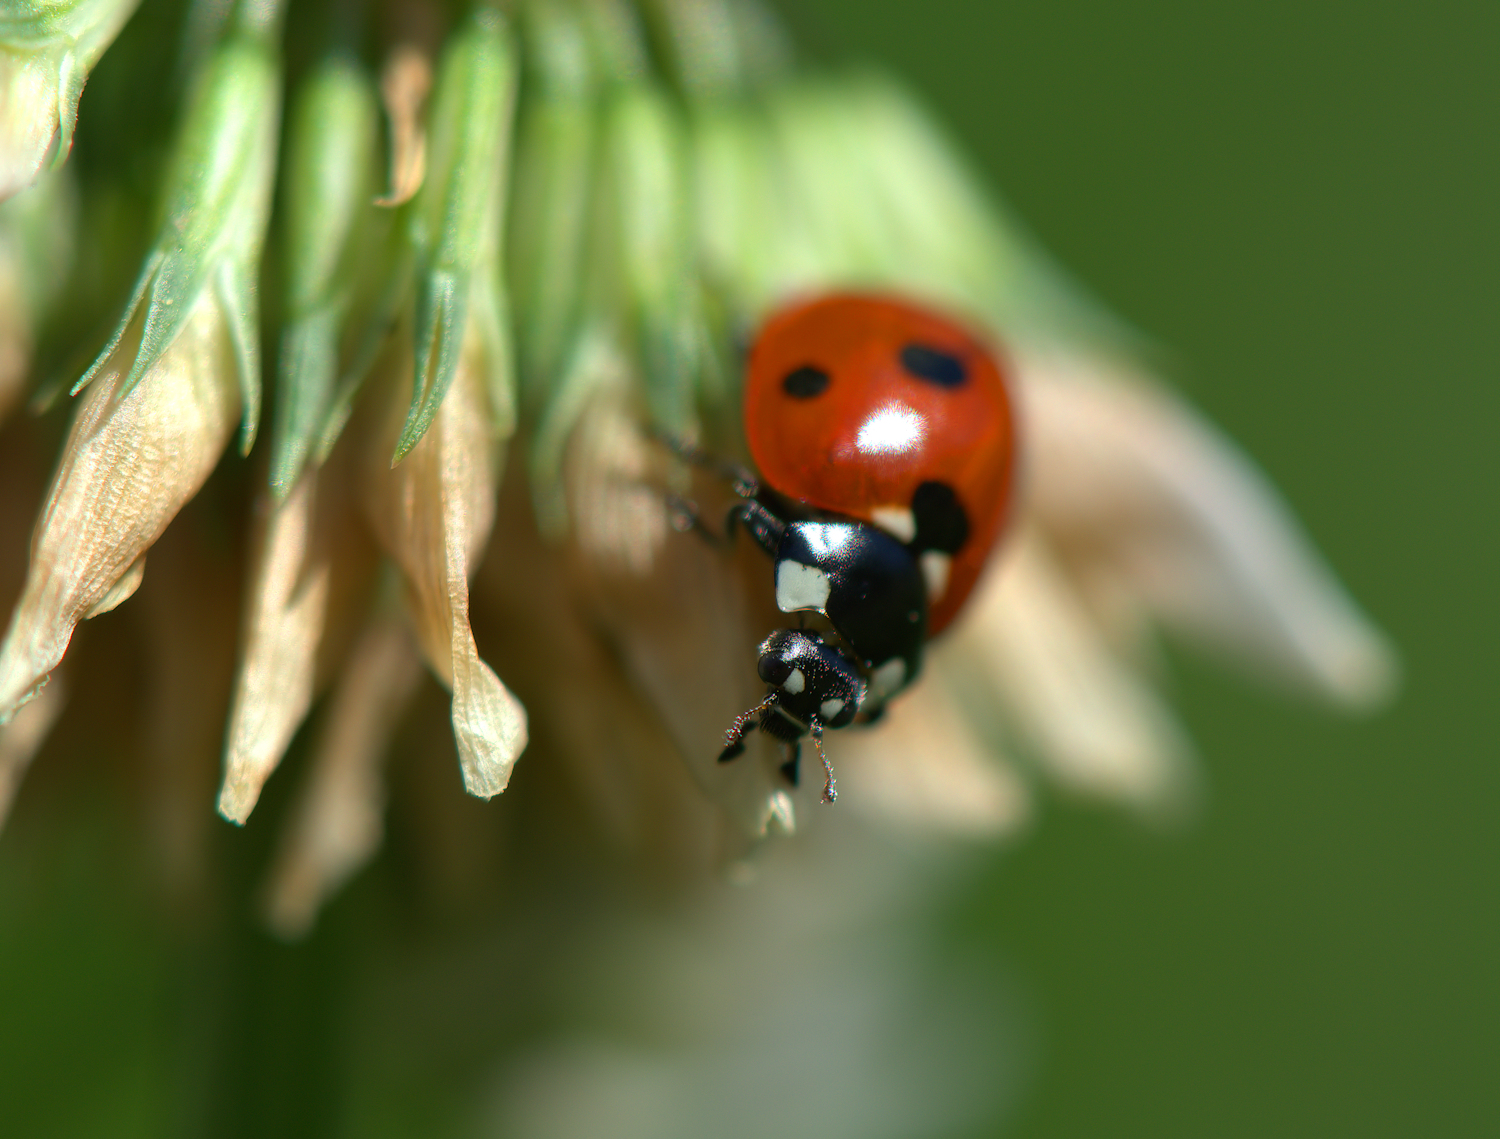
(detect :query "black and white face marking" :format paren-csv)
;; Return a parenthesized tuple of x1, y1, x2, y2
(899, 343, 967, 388)
(755, 629, 863, 731)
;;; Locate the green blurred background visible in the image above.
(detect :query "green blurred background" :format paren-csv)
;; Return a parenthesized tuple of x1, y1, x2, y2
(788, 1, 1494, 1136)
(0, 1, 1493, 1136)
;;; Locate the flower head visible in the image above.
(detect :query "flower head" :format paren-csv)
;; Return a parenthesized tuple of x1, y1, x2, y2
(0, 0, 1393, 959)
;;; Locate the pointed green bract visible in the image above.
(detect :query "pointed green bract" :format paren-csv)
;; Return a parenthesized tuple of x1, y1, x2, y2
(393, 9, 518, 465)
(72, 27, 279, 449)
(269, 54, 379, 499)
(0, 0, 140, 199)
(508, 0, 597, 416)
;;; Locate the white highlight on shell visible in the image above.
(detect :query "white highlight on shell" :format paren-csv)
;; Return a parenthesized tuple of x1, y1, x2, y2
(775, 561, 831, 613)
(870, 657, 907, 698)
(855, 404, 925, 455)
(870, 505, 916, 543)
(920, 551, 952, 602)
(783, 667, 805, 694)
(819, 697, 845, 720)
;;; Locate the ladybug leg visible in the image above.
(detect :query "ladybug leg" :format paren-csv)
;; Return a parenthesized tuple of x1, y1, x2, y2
(648, 429, 760, 497)
(727, 499, 787, 558)
(719, 691, 779, 762)
(778, 740, 801, 788)
(809, 716, 837, 804)
(665, 493, 730, 549)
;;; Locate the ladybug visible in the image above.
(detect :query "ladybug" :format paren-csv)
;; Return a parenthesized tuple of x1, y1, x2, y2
(679, 293, 1017, 803)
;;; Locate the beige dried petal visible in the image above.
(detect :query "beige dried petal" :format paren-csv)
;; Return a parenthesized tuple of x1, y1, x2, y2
(1022, 350, 1398, 707)
(954, 531, 1194, 815)
(0, 669, 64, 828)
(0, 290, 238, 721)
(261, 616, 420, 939)
(838, 665, 1030, 839)
(218, 474, 332, 824)
(81, 552, 144, 618)
(563, 387, 787, 838)
(373, 45, 431, 208)
(367, 326, 526, 797)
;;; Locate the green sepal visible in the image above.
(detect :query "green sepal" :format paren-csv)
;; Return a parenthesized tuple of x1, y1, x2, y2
(269, 306, 337, 498)
(69, 31, 279, 411)
(470, 268, 516, 441)
(508, 0, 598, 416)
(394, 266, 468, 464)
(528, 326, 618, 540)
(72, 248, 160, 395)
(393, 9, 517, 463)
(603, 83, 699, 439)
(216, 256, 260, 453)
(269, 53, 379, 496)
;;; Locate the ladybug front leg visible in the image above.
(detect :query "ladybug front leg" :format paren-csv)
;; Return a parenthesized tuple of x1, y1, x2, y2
(809, 716, 836, 804)
(719, 691, 779, 762)
(648, 429, 760, 497)
(727, 499, 787, 558)
(665, 493, 730, 549)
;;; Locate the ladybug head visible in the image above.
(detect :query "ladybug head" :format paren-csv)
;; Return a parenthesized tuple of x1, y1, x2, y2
(755, 628, 864, 731)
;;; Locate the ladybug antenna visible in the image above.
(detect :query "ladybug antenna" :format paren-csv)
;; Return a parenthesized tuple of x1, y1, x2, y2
(719, 691, 779, 762)
(810, 716, 836, 804)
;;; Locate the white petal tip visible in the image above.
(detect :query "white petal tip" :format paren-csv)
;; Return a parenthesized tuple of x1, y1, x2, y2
(1319, 630, 1402, 712)
(452, 658, 528, 800)
(215, 778, 262, 826)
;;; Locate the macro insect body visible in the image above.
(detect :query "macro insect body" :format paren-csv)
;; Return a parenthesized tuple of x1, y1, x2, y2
(687, 293, 1018, 804)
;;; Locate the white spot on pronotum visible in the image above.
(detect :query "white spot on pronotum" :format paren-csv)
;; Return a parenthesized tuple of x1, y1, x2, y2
(870, 505, 916, 543)
(783, 667, 805, 694)
(820, 697, 845, 720)
(920, 551, 952, 601)
(775, 561, 831, 613)
(870, 657, 907, 698)
(855, 404, 926, 455)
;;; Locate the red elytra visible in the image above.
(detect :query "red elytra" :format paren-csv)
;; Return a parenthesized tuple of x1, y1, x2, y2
(744, 293, 1017, 636)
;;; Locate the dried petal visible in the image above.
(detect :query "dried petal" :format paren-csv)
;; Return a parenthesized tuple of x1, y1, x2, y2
(1023, 351, 1399, 707)
(218, 474, 332, 824)
(261, 616, 420, 939)
(366, 325, 526, 798)
(0, 291, 238, 721)
(563, 385, 787, 838)
(838, 666, 1030, 839)
(953, 532, 1195, 815)
(373, 45, 431, 208)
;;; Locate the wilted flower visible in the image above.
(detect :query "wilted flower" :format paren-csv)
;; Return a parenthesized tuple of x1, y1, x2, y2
(0, 0, 1395, 1130)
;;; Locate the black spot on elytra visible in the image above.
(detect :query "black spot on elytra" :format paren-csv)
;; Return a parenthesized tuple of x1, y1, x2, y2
(900, 343, 967, 387)
(911, 481, 969, 553)
(782, 365, 831, 399)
